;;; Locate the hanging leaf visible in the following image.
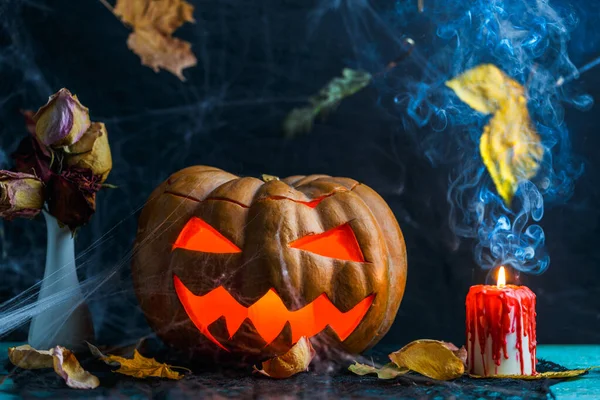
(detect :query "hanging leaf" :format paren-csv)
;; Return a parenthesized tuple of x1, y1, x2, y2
(348, 361, 408, 380)
(109, 0, 197, 80)
(8, 345, 54, 369)
(446, 64, 544, 205)
(283, 68, 372, 137)
(94, 348, 188, 380)
(389, 339, 465, 380)
(52, 346, 100, 389)
(253, 336, 315, 379)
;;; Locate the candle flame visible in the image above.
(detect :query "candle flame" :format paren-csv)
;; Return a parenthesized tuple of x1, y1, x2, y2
(497, 266, 506, 288)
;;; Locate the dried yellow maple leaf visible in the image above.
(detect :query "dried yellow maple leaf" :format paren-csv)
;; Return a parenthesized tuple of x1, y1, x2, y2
(446, 64, 544, 205)
(8, 344, 54, 369)
(53, 346, 100, 389)
(126, 28, 196, 81)
(253, 337, 315, 379)
(109, 0, 197, 80)
(99, 349, 188, 380)
(114, 0, 194, 35)
(389, 339, 465, 380)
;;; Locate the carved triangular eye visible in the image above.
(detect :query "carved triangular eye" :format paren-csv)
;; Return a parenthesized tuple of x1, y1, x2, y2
(289, 223, 365, 262)
(173, 217, 241, 253)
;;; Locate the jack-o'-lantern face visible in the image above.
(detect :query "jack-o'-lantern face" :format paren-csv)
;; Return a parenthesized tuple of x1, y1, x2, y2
(132, 166, 407, 362)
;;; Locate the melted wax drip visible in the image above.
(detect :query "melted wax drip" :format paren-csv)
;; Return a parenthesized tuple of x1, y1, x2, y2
(466, 285, 537, 375)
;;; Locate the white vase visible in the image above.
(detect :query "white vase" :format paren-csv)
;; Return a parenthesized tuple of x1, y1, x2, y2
(28, 211, 94, 350)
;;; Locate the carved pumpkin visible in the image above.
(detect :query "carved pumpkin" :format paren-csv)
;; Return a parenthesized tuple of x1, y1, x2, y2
(132, 166, 407, 362)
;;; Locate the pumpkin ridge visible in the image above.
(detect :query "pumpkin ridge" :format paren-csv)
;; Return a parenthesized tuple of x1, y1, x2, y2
(256, 183, 362, 207)
(165, 191, 251, 209)
(205, 197, 250, 209)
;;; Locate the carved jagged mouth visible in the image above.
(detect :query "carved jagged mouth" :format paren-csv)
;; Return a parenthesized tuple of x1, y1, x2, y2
(173, 275, 375, 351)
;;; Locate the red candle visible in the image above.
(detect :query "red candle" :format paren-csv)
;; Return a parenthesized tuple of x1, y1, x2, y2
(466, 267, 537, 376)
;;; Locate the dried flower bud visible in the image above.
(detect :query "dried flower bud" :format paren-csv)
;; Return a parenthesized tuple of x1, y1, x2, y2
(47, 167, 101, 230)
(65, 123, 112, 183)
(12, 134, 54, 183)
(0, 171, 44, 220)
(33, 89, 91, 147)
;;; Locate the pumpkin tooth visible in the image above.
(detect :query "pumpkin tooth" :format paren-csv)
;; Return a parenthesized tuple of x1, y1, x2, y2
(175, 276, 375, 350)
(264, 321, 294, 354)
(227, 319, 269, 355)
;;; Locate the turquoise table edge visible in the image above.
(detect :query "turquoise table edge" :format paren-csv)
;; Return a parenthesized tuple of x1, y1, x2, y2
(0, 343, 598, 399)
(536, 345, 600, 400)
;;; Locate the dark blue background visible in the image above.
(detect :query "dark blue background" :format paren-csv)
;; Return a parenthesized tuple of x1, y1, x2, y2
(0, 0, 599, 348)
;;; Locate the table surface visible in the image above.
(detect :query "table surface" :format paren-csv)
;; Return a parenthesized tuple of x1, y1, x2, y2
(0, 343, 598, 399)
(536, 345, 600, 399)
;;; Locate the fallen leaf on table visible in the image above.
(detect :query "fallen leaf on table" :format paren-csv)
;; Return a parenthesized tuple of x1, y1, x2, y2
(85, 342, 120, 367)
(95, 348, 187, 380)
(348, 361, 408, 380)
(446, 64, 543, 205)
(470, 368, 592, 380)
(109, 0, 197, 80)
(253, 336, 315, 379)
(8, 345, 54, 369)
(283, 68, 372, 137)
(53, 346, 99, 389)
(389, 339, 465, 380)
(441, 341, 467, 367)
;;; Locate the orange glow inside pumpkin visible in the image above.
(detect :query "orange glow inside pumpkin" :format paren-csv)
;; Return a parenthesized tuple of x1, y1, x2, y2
(174, 275, 375, 350)
(289, 223, 365, 262)
(172, 217, 241, 253)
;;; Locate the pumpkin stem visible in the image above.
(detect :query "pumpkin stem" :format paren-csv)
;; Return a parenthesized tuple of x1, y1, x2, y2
(261, 174, 280, 182)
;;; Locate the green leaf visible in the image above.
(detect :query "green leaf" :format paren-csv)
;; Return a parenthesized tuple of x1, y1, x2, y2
(283, 68, 372, 137)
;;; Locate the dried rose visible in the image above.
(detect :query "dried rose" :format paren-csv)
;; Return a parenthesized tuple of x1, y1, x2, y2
(64, 123, 112, 183)
(22, 109, 37, 135)
(12, 134, 53, 183)
(0, 171, 44, 220)
(33, 89, 91, 147)
(47, 167, 101, 230)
